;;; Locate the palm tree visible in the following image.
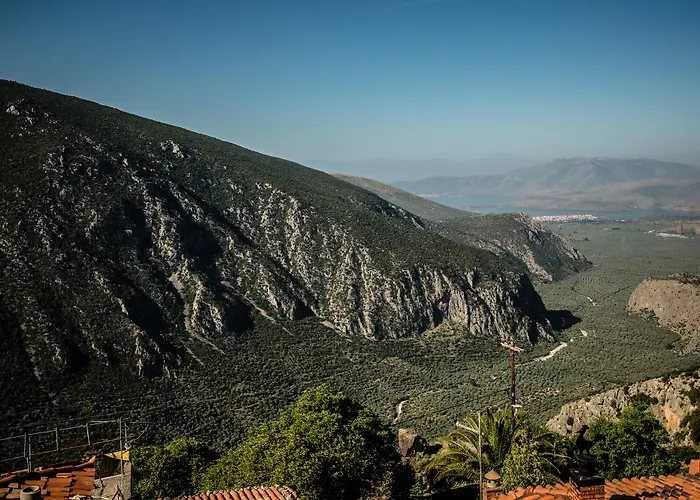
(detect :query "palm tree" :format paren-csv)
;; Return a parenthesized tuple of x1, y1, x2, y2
(425, 410, 562, 486)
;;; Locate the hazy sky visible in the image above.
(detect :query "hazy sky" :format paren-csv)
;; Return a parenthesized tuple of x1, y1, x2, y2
(2, 0, 700, 167)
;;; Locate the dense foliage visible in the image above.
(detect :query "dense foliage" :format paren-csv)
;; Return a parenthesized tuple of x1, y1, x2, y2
(131, 438, 211, 499)
(588, 406, 680, 479)
(200, 385, 409, 500)
(681, 408, 700, 445)
(424, 410, 565, 491)
(501, 437, 556, 492)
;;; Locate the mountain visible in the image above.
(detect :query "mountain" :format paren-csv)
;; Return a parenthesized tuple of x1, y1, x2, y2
(396, 157, 700, 212)
(335, 175, 590, 282)
(0, 81, 555, 421)
(333, 174, 474, 220)
(307, 156, 541, 183)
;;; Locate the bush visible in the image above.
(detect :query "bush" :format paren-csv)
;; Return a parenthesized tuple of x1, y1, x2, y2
(686, 387, 700, 404)
(681, 408, 700, 444)
(671, 445, 700, 464)
(629, 393, 659, 410)
(132, 438, 211, 499)
(589, 406, 680, 479)
(199, 384, 409, 500)
(501, 438, 557, 492)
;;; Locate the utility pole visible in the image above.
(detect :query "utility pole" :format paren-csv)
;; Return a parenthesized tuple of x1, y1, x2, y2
(501, 343, 524, 416)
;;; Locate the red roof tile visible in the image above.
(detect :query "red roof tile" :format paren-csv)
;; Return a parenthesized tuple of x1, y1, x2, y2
(495, 471, 700, 499)
(0, 457, 95, 500)
(160, 487, 298, 500)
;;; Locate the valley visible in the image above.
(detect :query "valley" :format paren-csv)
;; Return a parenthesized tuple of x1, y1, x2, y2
(2, 82, 700, 474)
(3, 219, 699, 469)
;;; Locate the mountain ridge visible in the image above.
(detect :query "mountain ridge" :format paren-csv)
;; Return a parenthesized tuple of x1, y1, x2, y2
(0, 80, 554, 400)
(395, 157, 700, 212)
(336, 174, 590, 282)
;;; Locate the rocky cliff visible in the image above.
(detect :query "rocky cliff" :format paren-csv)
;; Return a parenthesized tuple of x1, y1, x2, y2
(628, 274, 700, 353)
(434, 213, 590, 282)
(0, 81, 553, 392)
(334, 175, 590, 282)
(547, 375, 698, 440)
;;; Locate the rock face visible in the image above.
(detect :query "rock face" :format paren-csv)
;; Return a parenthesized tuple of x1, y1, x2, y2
(0, 81, 553, 389)
(434, 213, 590, 282)
(398, 429, 427, 457)
(628, 274, 700, 353)
(335, 175, 591, 282)
(547, 376, 697, 439)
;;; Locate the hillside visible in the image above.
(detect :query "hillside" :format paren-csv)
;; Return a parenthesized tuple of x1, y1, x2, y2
(336, 175, 590, 282)
(333, 174, 473, 220)
(433, 214, 589, 282)
(0, 81, 556, 442)
(628, 274, 700, 353)
(547, 372, 698, 439)
(396, 157, 700, 212)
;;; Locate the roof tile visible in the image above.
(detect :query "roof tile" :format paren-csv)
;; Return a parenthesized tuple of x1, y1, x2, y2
(166, 487, 297, 500)
(0, 458, 95, 500)
(495, 472, 700, 499)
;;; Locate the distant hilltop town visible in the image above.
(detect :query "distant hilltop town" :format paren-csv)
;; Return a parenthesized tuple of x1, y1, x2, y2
(533, 214, 600, 223)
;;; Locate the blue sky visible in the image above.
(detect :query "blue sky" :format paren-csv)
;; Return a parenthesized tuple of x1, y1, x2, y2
(2, 0, 700, 171)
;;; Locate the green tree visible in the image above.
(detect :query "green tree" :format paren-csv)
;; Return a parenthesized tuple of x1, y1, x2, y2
(132, 438, 211, 499)
(425, 410, 524, 486)
(424, 410, 562, 488)
(681, 408, 700, 444)
(501, 437, 558, 492)
(588, 406, 680, 479)
(200, 384, 408, 500)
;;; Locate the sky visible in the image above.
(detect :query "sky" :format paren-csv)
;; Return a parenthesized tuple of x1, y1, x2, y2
(2, 0, 700, 177)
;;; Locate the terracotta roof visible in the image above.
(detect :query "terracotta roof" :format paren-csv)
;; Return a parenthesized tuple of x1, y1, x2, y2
(159, 487, 298, 500)
(495, 473, 700, 499)
(0, 457, 96, 500)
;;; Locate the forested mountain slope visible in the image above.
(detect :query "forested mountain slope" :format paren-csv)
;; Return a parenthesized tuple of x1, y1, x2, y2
(0, 81, 553, 416)
(333, 174, 473, 220)
(336, 175, 590, 282)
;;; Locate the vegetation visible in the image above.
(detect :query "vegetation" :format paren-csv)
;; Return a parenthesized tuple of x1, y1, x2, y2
(501, 437, 557, 492)
(588, 406, 680, 479)
(131, 438, 211, 499)
(2, 80, 700, 477)
(681, 409, 700, 445)
(199, 385, 410, 500)
(424, 410, 564, 491)
(628, 393, 659, 410)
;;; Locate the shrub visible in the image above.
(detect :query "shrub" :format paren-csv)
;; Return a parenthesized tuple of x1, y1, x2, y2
(199, 384, 408, 500)
(132, 438, 211, 500)
(589, 406, 680, 479)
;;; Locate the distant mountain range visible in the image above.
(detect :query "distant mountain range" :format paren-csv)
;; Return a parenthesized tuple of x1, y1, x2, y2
(308, 156, 542, 183)
(395, 157, 700, 212)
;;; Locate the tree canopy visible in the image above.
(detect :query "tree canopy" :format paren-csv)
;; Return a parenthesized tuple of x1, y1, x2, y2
(200, 384, 409, 500)
(131, 438, 211, 499)
(588, 406, 680, 479)
(501, 437, 556, 492)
